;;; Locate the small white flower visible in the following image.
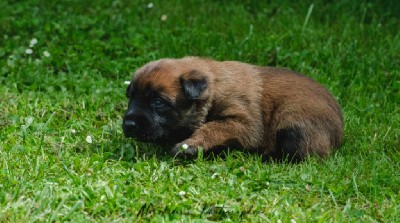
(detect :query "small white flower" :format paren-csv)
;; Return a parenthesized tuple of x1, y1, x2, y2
(211, 173, 218, 179)
(124, 81, 131, 85)
(147, 3, 153, 8)
(71, 129, 77, 134)
(161, 14, 168, 21)
(181, 143, 189, 150)
(86, 135, 93, 144)
(25, 48, 33, 54)
(178, 191, 186, 196)
(43, 51, 51, 57)
(29, 38, 38, 47)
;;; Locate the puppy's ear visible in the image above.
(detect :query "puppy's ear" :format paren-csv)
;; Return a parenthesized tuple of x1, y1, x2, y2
(180, 70, 209, 100)
(126, 83, 132, 98)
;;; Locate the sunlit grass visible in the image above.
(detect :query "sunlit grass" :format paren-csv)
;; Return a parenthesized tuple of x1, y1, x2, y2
(1, 0, 399, 222)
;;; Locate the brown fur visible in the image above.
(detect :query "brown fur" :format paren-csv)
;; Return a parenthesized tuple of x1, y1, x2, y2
(125, 57, 343, 161)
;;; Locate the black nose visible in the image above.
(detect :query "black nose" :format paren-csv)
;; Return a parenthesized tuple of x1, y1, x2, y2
(123, 112, 147, 133)
(124, 119, 138, 129)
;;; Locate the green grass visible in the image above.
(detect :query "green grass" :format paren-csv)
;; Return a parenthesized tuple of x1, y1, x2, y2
(1, 0, 399, 222)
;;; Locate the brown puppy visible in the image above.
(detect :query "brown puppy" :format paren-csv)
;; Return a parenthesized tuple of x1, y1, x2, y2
(123, 57, 343, 161)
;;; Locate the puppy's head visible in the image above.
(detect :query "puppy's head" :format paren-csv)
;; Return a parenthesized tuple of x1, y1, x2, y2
(122, 59, 211, 144)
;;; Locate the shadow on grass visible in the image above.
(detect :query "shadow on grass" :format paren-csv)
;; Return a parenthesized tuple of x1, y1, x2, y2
(81, 135, 264, 166)
(82, 136, 171, 163)
(79, 132, 316, 166)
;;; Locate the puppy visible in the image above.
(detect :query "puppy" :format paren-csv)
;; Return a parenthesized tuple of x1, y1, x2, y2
(123, 57, 343, 161)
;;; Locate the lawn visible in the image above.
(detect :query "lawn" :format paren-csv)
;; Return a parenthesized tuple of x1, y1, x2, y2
(0, 0, 399, 222)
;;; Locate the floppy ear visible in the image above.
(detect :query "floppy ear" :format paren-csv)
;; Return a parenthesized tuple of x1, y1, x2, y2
(125, 83, 132, 98)
(180, 70, 209, 100)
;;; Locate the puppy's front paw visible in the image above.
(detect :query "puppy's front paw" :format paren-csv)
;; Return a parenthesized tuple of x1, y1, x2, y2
(171, 143, 199, 158)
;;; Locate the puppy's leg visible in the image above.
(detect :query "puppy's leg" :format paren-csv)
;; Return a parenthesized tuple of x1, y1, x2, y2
(171, 119, 261, 157)
(269, 120, 335, 162)
(267, 125, 305, 162)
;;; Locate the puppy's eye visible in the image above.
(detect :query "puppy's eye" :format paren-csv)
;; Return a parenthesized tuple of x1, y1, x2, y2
(152, 98, 166, 108)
